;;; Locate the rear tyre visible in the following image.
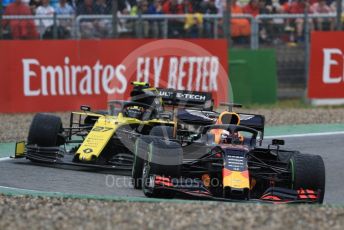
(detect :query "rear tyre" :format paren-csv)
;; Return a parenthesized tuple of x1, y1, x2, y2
(132, 136, 153, 189)
(28, 113, 64, 147)
(291, 153, 326, 203)
(142, 139, 183, 198)
(150, 126, 174, 139)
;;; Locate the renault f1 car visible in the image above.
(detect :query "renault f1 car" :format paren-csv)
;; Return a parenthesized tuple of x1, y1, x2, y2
(131, 107, 326, 204)
(14, 82, 215, 170)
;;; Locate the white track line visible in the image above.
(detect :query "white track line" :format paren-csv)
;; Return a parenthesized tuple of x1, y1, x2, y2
(0, 185, 43, 193)
(265, 131, 344, 139)
(0, 157, 11, 162)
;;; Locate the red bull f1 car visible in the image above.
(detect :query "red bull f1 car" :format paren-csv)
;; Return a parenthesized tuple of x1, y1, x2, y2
(131, 106, 326, 204)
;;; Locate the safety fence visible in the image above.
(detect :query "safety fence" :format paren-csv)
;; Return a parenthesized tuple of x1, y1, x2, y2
(2, 13, 337, 49)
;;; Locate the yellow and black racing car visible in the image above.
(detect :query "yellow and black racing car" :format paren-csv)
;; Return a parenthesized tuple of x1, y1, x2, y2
(14, 82, 214, 171)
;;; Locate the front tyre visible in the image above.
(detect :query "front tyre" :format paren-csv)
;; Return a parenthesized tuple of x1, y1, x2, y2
(291, 153, 326, 203)
(142, 139, 183, 198)
(132, 136, 153, 189)
(27, 113, 65, 147)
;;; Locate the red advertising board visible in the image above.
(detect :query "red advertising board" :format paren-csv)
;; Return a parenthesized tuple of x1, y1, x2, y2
(0, 39, 228, 113)
(308, 32, 344, 99)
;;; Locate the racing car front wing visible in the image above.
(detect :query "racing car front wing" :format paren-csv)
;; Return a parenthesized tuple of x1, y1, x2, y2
(15, 144, 133, 171)
(148, 175, 321, 204)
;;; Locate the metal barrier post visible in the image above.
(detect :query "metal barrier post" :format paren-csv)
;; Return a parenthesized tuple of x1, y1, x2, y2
(53, 13, 58, 39)
(137, 8, 143, 38)
(251, 17, 259, 50)
(39, 18, 43, 39)
(112, 0, 118, 38)
(76, 16, 81, 39)
(223, 0, 231, 47)
(336, 0, 342, 30)
(214, 18, 218, 39)
(163, 18, 168, 38)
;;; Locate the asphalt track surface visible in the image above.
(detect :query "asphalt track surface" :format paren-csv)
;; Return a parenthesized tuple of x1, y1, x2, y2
(0, 134, 344, 204)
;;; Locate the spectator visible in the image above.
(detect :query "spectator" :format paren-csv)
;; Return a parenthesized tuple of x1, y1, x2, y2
(95, 0, 111, 14)
(2, 0, 39, 39)
(3, 0, 15, 8)
(330, 0, 344, 13)
(311, 0, 334, 30)
(261, 0, 286, 44)
(162, 0, 185, 37)
(36, 0, 55, 35)
(50, 0, 59, 7)
(231, 0, 251, 44)
(184, 12, 203, 37)
(284, 0, 314, 42)
(29, 0, 42, 14)
(201, 0, 218, 14)
(52, 0, 74, 38)
(145, 0, 164, 37)
(67, 0, 79, 10)
(55, 0, 74, 15)
(77, 0, 98, 38)
(94, 0, 112, 37)
(162, 0, 184, 13)
(190, 0, 203, 12)
(181, 0, 193, 13)
(209, 0, 224, 15)
(117, 2, 132, 34)
(76, 0, 97, 15)
(147, 0, 164, 14)
(243, 0, 260, 17)
(201, 0, 218, 38)
(138, 0, 151, 37)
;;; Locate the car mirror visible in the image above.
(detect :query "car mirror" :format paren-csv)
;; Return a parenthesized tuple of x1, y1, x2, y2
(272, 139, 285, 146)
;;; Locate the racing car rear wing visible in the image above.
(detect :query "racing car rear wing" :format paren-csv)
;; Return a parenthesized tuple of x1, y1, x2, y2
(157, 88, 214, 111)
(238, 113, 265, 138)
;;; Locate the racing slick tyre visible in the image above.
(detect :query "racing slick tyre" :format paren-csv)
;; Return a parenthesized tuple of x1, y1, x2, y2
(291, 153, 326, 203)
(28, 113, 65, 147)
(132, 136, 154, 189)
(142, 139, 183, 198)
(150, 126, 174, 139)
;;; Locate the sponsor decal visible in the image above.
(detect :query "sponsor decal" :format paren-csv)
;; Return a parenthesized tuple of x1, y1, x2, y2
(308, 32, 344, 99)
(92, 126, 113, 132)
(0, 39, 228, 112)
(83, 148, 93, 154)
(175, 92, 207, 101)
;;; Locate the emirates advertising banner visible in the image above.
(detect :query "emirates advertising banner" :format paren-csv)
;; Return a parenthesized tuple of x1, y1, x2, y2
(0, 39, 229, 113)
(308, 32, 344, 104)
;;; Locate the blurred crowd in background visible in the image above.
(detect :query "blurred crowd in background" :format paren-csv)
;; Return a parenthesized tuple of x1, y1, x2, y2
(1, 0, 343, 44)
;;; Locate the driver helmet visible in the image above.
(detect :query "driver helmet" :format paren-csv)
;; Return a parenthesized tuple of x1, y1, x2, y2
(211, 111, 243, 144)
